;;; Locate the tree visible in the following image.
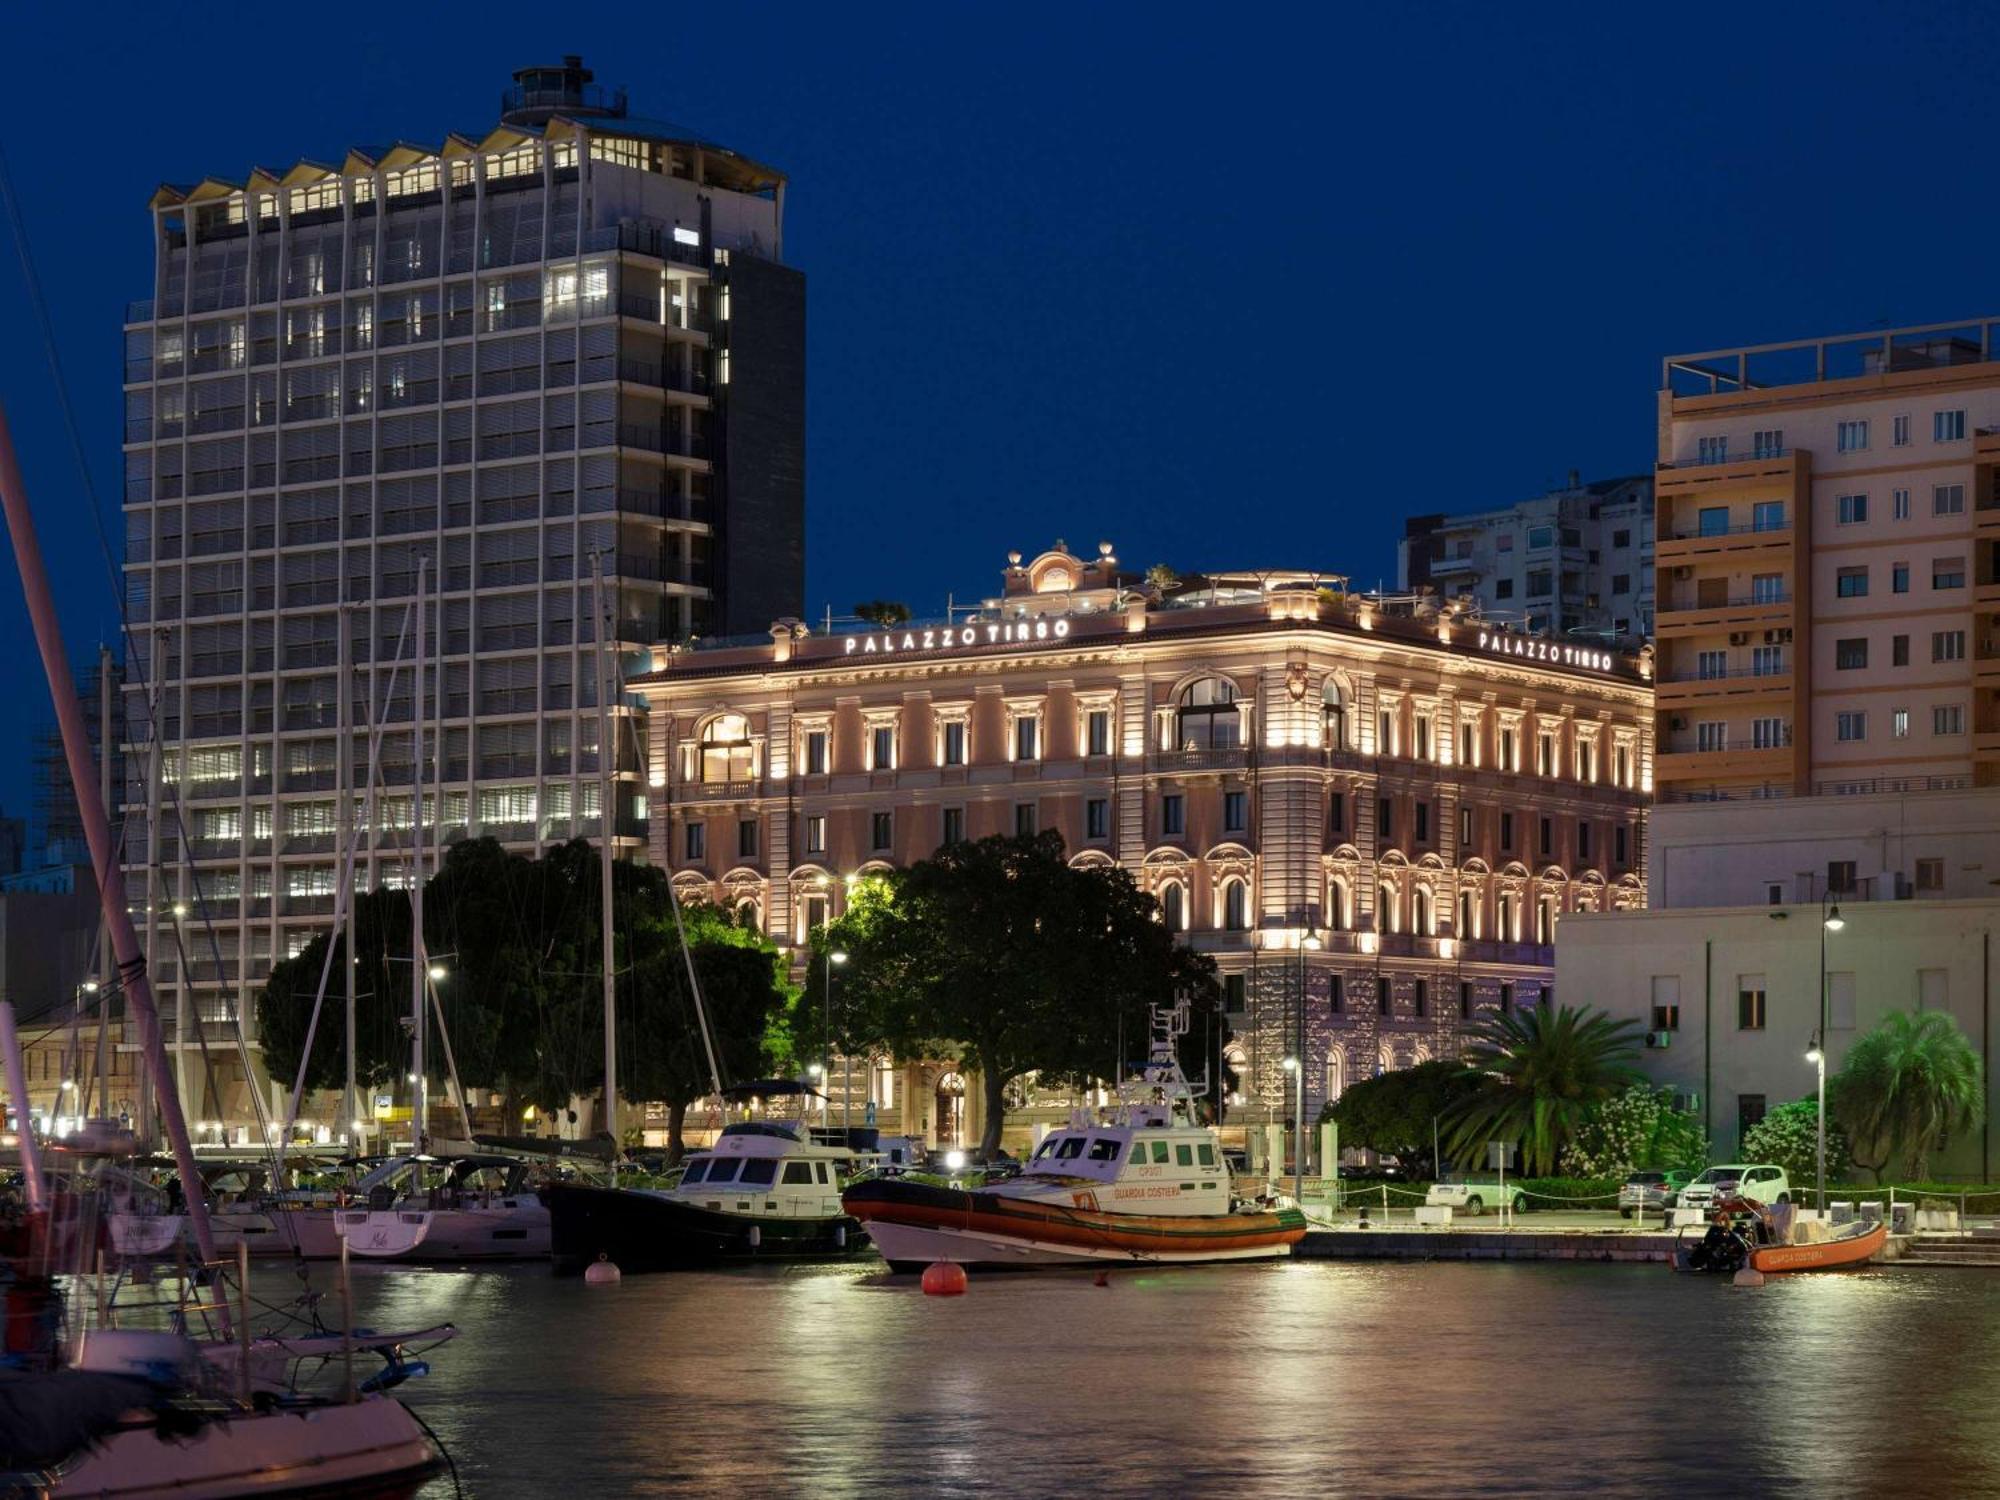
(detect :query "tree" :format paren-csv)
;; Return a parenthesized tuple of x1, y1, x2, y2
(1316, 1061, 1484, 1174)
(816, 832, 1220, 1156)
(1829, 1010, 1984, 1182)
(1560, 1084, 1709, 1178)
(1441, 1004, 1646, 1176)
(852, 600, 912, 626)
(1144, 564, 1180, 594)
(1740, 1098, 1850, 1186)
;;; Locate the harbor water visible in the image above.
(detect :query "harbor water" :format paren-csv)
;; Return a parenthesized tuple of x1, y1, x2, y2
(251, 1257, 2000, 1497)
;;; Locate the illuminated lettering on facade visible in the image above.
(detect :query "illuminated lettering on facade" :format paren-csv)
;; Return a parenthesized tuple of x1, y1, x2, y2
(844, 617, 1073, 655)
(1477, 631, 1615, 673)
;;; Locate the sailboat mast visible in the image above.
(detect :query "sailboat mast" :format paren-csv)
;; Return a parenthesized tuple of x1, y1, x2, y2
(592, 552, 617, 1158)
(410, 556, 428, 1151)
(95, 641, 111, 1121)
(338, 603, 356, 1148)
(0, 405, 226, 1284)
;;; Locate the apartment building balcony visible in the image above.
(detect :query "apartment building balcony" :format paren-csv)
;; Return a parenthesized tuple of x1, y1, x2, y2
(1654, 666, 1794, 707)
(1428, 555, 1482, 580)
(616, 358, 712, 401)
(1655, 516, 1795, 567)
(616, 423, 712, 464)
(675, 778, 761, 802)
(1154, 746, 1249, 772)
(1655, 587, 1793, 637)
(1653, 740, 1796, 786)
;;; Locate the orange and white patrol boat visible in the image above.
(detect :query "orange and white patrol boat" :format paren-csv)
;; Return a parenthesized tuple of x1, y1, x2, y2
(843, 1003, 1306, 1273)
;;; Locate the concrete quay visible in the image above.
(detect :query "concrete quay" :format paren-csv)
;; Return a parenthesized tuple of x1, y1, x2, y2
(1297, 1227, 1679, 1263)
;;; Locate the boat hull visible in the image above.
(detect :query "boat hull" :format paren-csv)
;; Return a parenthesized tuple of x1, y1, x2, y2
(1749, 1219, 1889, 1274)
(841, 1177, 1307, 1272)
(335, 1202, 550, 1262)
(546, 1183, 869, 1275)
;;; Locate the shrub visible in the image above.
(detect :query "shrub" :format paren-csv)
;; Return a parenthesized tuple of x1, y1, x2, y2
(1741, 1098, 1850, 1185)
(1560, 1085, 1708, 1178)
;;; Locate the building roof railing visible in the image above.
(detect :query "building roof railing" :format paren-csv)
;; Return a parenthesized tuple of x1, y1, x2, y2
(1663, 317, 2000, 400)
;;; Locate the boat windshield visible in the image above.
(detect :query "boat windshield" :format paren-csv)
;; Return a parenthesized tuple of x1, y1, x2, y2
(1085, 1136, 1123, 1162)
(705, 1159, 743, 1184)
(682, 1159, 709, 1184)
(739, 1159, 777, 1185)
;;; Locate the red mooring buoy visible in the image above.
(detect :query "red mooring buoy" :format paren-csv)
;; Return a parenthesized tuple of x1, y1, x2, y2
(921, 1260, 968, 1296)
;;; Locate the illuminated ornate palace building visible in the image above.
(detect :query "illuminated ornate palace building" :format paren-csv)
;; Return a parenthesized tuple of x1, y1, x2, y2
(634, 543, 1655, 1148)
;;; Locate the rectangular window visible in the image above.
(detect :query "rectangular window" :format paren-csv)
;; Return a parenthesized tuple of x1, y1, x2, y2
(1526, 569, 1552, 597)
(1893, 635, 1910, 667)
(684, 822, 706, 862)
(1894, 487, 1912, 519)
(1752, 716, 1786, 749)
(871, 811, 892, 850)
(1500, 811, 1514, 849)
(1697, 649, 1727, 679)
(1500, 727, 1517, 770)
(1738, 1094, 1768, 1150)
(1752, 428, 1783, 458)
(1893, 563, 1910, 594)
(1751, 573, 1785, 603)
(1650, 976, 1681, 1031)
(1893, 707, 1910, 738)
(1577, 820, 1592, 860)
(1614, 824, 1628, 865)
(1697, 505, 1730, 537)
(942, 721, 965, 766)
(1014, 716, 1039, 762)
(1162, 794, 1185, 836)
(941, 807, 964, 845)
(1893, 414, 1911, 447)
(1737, 977, 1767, 1031)
(1934, 557, 1966, 590)
(1460, 806, 1473, 845)
(1935, 484, 1966, 516)
(1836, 493, 1867, 525)
(804, 729, 828, 776)
(1696, 721, 1728, 752)
(871, 725, 895, 770)
(1414, 802, 1430, 842)
(1086, 798, 1109, 840)
(738, 819, 758, 858)
(1696, 437, 1727, 465)
(1836, 638, 1868, 670)
(1015, 803, 1036, 837)
(1827, 860, 1857, 894)
(1613, 528, 1632, 548)
(805, 815, 826, 856)
(1500, 981, 1515, 1015)
(1328, 974, 1344, 1015)
(1935, 630, 1967, 662)
(1538, 734, 1555, 776)
(1935, 409, 1967, 442)
(1224, 974, 1247, 1012)
(1377, 978, 1393, 1016)
(1328, 792, 1344, 835)
(1752, 645, 1783, 676)
(1836, 711, 1867, 742)
(1836, 567, 1869, 598)
(1458, 981, 1473, 1020)
(1086, 709, 1111, 757)
(1378, 797, 1394, 839)
(1527, 524, 1554, 549)
(1538, 816, 1553, 857)
(1413, 979, 1428, 1018)
(1612, 573, 1630, 594)
(1223, 790, 1247, 833)
(1935, 704, 1965, 736)
(1916, 857, 1945, 893)
(1836, 419, 1869, 452)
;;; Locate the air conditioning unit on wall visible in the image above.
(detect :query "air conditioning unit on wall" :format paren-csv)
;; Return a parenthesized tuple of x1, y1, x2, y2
(1645, 1030, 1672, 1050)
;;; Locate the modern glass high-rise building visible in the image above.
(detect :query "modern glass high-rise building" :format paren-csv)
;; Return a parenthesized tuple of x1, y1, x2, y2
(119, 58, 803, 1118)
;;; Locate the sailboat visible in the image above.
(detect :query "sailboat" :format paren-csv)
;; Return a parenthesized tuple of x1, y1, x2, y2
(544, 556, 870, 1273)
(0, 405, 447, 1493)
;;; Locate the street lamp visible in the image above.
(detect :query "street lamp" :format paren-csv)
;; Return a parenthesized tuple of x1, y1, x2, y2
(1806, 1036, 1826, 1215)
(1281, 1055, 1302, 1205)
(426, 962, 446, 982)
(824, 949, 848, 1129)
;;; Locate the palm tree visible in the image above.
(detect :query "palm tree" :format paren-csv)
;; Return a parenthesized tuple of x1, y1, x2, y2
(1441, 1004, 1646, 1176)
(1829, 1010, 1984, 1182)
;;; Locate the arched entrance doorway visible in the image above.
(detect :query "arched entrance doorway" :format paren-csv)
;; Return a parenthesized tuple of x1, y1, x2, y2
(935, 1071, 968, 1148)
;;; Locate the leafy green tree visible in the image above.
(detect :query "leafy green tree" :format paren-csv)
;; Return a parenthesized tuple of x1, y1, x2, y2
(814, 832, 1220, 1156)
(852, 600, 912, 626)
(1316, 1060, 1484, 1173)
(1560, 1084, 1710, 1178)
(1442, 1004, 1646, 1176)
(1830, 1010, 1985, 1182)
(1740, 1097, 1849, 1186)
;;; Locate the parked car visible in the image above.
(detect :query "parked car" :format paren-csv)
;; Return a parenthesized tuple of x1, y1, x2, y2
(1426, 1179, 1526, 1216)
(1676, 1163, 1791, 1212)
(1618, 1170, 1693, 1217)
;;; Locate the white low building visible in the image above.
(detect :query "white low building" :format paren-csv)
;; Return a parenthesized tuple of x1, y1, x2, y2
(1557, 899, 2000, 1176)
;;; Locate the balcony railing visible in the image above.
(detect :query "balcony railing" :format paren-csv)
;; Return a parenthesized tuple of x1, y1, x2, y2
(1659, 666, 1790, 684)
(1155, 746, 1248, 770)
(1659, 729, 1793, 755)
(1665, 519, 1790, 540)
(1664, 774, 1973, 804)
(1661, 591, 1791, 612)
(1659, 446, 1792, 469)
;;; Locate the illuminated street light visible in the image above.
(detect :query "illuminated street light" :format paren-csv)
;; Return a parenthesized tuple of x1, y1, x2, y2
(1806, 1036, 1827, 1215)
(427, 963, 446, 981)
(171, 902, 188, 919)
(1823, 905, 1845, 932)
(1281, 1056, 1303, 1204)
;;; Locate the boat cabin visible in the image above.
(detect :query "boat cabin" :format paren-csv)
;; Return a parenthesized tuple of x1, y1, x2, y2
(673, 1120, 851, 1220)
(1023, 1124, 1232, 1216)
(355, 1154, 540, 1211)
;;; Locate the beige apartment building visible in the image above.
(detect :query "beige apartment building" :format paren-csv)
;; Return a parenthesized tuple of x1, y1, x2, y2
(633, 543, 1654, 1150)
(1652, 315, 2000, 909)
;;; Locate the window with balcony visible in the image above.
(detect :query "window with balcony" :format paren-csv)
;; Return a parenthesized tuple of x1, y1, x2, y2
(1752, 645, 1783, 676)
(1836, 711, 1866, 742)
(1697, 650, 1727, 679)
(1752, 429, 1783, 457)
(1836, 420, 1869, 452)
(1836, 493, 1867, 525)
(1695, 722, 1727, 752)
(1836, 638, 1868, 670)
(1752, 574, 1785, 603)
(1176, 678, 1240, 750)
(1696, 437, 1727, 465)
(699, 715, 753, 783)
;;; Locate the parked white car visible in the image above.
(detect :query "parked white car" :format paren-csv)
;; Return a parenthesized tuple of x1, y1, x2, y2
(1426, 1179, 1526, 1216)
(1676, 1163, 1791, 1211)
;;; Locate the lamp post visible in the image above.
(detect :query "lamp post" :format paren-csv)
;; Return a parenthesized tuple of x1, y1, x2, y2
(1281, 1055, 1302, 1205)
(1805, 1036, 1826, 1215)
(823, 949, 847, 1127)
(1295, 931, 1320, 1184)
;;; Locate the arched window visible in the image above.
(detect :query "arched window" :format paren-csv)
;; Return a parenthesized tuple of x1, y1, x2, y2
(699, 714, 754, 782)
(1381, 881, 1401, 934)
(1324, 1048, 1346, 1108)
(733, 897, 761, 931)
(1176, 678, 1240, 750)
(1322, 680, 1347, 751)
(1414, 886, 1433, 936)
(1222, 877, 1249, 931)
(1537, 896, 1557, 945)
(1458, 886, 1476, 939)
(1160, 881, 1187, 933)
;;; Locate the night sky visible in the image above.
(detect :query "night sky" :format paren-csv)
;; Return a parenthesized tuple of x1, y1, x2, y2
(2, 3, 1997, 827)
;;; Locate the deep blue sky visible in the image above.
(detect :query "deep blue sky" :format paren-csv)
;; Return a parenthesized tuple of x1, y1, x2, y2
(2, 2, 1997, 826)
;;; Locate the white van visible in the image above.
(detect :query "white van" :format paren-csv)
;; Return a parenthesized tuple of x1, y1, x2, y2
(1677, 1163, 1791, 1211)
